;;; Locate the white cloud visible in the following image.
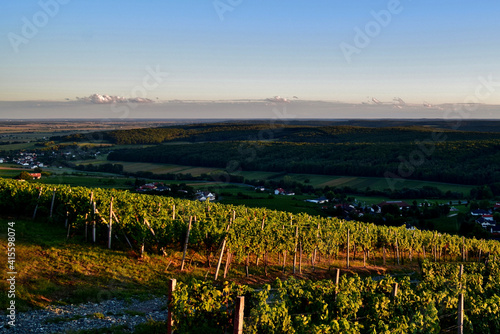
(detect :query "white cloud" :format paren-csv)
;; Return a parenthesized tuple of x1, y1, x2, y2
(76, 94, 154, 104)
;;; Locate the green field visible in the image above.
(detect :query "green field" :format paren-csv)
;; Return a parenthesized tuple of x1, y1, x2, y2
(0, 142, 36, 150)
(75, 158, 476, 195)
(283, 173, 474, 193)
(0, 165, 27, 177)
(76, 157, 222, 176)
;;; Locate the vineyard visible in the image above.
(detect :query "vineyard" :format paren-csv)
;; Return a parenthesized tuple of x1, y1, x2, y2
(1, 177, 500, 333)
(169, 260, 500, 333)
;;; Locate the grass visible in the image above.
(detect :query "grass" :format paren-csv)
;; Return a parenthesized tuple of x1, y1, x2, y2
(0, 218, 174, 312)
(0, 142, 37, 150)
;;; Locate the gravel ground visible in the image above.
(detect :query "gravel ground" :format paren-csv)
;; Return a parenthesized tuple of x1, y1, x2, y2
(1, 297, 168, 334)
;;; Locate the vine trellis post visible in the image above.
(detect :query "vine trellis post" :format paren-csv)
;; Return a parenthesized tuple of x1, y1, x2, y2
(215, 219, 232, 280)
(32, 187, 43, 220)
(180, 216, 193, 271)
(49, 188, 56, 218)
(108, 197, 113, 249)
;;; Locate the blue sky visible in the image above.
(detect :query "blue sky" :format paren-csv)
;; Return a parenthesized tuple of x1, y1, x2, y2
(1, 0, 499, 106)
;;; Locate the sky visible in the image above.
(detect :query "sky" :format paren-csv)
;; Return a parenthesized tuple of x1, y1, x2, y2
(0, 0, 499, 118)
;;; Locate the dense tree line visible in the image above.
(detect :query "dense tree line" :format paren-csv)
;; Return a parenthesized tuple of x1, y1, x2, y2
(52, 123, 500, 145)
(108, 139, 500, 185)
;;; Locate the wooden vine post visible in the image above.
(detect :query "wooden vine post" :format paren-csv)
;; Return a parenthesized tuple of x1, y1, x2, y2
(346, 229, 350, 269)
(32, 187, 43, 220)
(299, 241, 303, 274)
(395, 231, 400, 265)
(312, 221, 320, 270)
(282, 225, 287, 273)
(108, 197, 113, 249)
(334, 268, 340, 301)
(459, 263, 464, 289)
(167, 279, 176, 334)
(457, 293, 464, 334)
(293, 224, 299, 274)
(223, 251, 232, 279)
(180, 216, 193, 271)
(84, 213, 88, 242)
(215, 220, 231, 280)
(391, 283, 398, 298)
(233, 296, 245, 334)
(49, 188, 56, 218)
(92, 201, 96, 243)
(215, 237, 228, 280)
(65, 211, 70, 239)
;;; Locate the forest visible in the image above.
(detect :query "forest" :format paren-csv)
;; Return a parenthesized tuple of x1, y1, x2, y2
(107, 137, 500, 185)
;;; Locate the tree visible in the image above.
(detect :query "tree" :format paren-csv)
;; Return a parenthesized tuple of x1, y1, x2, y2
(16, 171, 33, 180)
(325, 191, 336, 202)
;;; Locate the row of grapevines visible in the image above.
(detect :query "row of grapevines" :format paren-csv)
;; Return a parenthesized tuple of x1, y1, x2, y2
(171, 259, 500, 333)
(1, 177, 500, 268)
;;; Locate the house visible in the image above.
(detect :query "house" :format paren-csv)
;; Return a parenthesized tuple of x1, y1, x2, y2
(305, 196, 329, 204)
(475, 216, 495, 227)
(136, 183, 157, 192)
(274, 188, 286, 195)
(29, 173, 41, 180)
(136, 182, 171, 192)
(274, 188, 295, 196)
(482, 214, 495, 221)
(196, 191, 216, 202)
(471, 209, 490, 216)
